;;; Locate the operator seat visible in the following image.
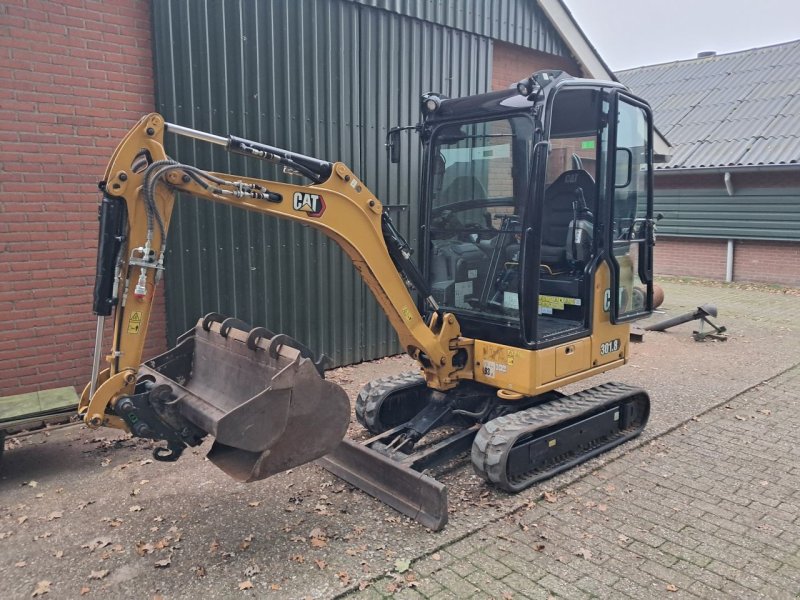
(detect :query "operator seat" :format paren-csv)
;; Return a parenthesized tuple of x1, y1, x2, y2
(540, 169, 595, 267)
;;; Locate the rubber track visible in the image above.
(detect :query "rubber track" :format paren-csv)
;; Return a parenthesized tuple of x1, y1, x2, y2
(471, 382, 649, 492)
(354, 371, 425, 434)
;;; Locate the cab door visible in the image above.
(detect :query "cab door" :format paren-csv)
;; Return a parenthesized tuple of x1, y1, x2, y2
(606, 92, 655, 323)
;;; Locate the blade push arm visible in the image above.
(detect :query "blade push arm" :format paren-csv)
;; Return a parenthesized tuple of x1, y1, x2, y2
(80, 114, 470, 428)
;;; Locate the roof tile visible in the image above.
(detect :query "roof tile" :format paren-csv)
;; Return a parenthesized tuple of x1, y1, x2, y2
(618, 39, 800, 168)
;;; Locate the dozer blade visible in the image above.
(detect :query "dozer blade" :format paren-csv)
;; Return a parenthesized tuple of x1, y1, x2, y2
(138, 319, 350, 482)
(318, 438, 448, 531)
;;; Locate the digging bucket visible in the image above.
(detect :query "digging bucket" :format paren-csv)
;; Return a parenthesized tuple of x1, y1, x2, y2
(137, 318, 350, 482)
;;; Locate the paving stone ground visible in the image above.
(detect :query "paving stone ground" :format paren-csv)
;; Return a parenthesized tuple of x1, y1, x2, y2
(2, 278, 799, 599)
(357, 343, 800, 597)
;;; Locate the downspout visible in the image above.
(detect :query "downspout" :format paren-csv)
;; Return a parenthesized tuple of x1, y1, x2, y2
(724, 172, 735, 282)
(726, 239, 734, 283)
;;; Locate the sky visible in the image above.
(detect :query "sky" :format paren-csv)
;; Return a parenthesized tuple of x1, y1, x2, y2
(562, 0, 800, 72)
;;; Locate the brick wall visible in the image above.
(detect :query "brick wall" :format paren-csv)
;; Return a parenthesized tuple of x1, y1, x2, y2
(0, 0, 165, 396)
(492, 40, 582, 91)
(655, 238, 800, 287)
(732, 240, 800, 286)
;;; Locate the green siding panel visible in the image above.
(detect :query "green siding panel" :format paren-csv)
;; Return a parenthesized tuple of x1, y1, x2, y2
(349, 0, 571, 56)
(151, 0, 499, 366)
(655, 187, 800, 241)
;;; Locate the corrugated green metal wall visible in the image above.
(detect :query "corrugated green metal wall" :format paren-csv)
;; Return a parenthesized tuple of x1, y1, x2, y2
(655, 187, 800, 241)
(351, 0, 570, 53)
(151, 0, 570, 366)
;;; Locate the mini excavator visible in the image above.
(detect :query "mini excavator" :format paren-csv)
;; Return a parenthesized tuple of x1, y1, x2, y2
(81, 71, 656, 530)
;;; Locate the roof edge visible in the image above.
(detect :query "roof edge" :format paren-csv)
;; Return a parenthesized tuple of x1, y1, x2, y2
(656, 164, 800, 174)
(617, 37, 800, 75)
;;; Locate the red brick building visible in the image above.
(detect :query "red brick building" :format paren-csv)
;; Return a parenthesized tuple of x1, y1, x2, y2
(0, 0, 166, 396)
(0, 0, 670, 396)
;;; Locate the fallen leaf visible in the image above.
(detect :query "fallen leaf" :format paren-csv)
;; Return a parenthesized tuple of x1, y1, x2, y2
(289, 554, 305, 563)
(47, 511, 63, 521)
(336, 571, 351, 585)
(543, 491, 557, 503)
(238, 580, 253, 591)
(54, 550, 64, 558)
(32, 580, 51, 597)
(209, 539, 221, 553)
(15, 561, 27, 568)
(18, 516, 28, 524)
(575, 548, 592, 560)
(734, 415, 746, 421)
(130, 488, 140, 496)
(431, 553, 441, 561)
(394, 558, 411, 573)
(154, 557, 171, 568)
(140, 459, 153, 466)
(247, 501, 260, 507)
(358, 580, 370, 591)
(89, 570, 109, 580)
(534, 543, 546, 551)
(502, 593, 514, 600)
(136, 541, 155, 556)
(192, 565, 207, 578)
(666, 583, 678, 592)
(310, 538, 327, 548)
(597, 504, 607, 512)
(80, 587, 90, 596)
(27, 481, 39, 488)
(129, 505, 143, 512)
(314, 559, 327, 570)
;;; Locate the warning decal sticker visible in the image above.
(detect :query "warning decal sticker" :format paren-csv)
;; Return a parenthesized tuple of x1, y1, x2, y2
(127, 311, 142, 334)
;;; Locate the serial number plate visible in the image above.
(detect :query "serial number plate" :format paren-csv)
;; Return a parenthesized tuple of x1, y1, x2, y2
(600, 339, 620, 355)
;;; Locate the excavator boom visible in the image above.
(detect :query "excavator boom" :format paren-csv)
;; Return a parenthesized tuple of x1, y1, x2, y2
(81, 113, 470, 485)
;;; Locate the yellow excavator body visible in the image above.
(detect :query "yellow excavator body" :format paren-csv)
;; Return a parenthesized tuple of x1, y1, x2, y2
(81, 71, 656, 529)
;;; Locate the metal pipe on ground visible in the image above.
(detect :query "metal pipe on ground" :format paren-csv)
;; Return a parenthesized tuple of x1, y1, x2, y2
(644, 304, 718, 332)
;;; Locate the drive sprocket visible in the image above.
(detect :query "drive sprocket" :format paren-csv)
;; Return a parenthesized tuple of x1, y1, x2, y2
(354, 371, 428, 435)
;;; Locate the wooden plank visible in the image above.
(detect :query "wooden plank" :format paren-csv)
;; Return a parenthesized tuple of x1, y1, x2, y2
(0, 387, 78, 424)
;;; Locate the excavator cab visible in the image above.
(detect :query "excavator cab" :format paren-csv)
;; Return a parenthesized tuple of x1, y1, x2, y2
(419, 72, 655, 350)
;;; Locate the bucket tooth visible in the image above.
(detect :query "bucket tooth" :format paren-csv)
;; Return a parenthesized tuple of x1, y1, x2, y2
(138, 319, 350, 482)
